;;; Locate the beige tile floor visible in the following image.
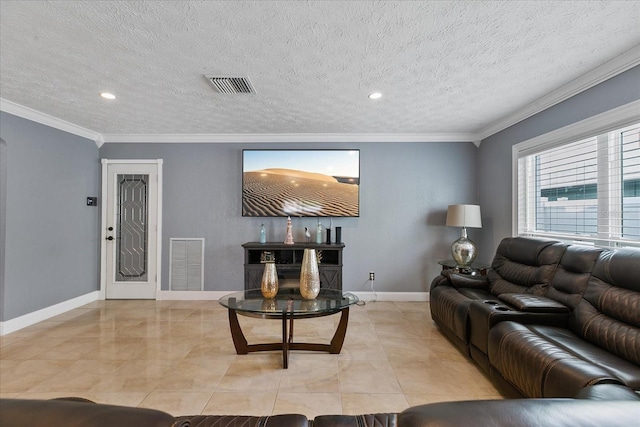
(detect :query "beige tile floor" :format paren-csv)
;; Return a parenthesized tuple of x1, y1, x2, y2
(0, 300, 502, 417)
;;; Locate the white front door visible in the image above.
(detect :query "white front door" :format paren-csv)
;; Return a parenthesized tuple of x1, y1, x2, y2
(101, 160, 162, 299)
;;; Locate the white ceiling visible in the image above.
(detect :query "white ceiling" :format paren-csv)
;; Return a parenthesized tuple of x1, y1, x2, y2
(1, 1, 639, 144)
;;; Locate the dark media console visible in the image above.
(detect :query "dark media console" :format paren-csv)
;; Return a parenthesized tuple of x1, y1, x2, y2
(242, 242, 344, 290)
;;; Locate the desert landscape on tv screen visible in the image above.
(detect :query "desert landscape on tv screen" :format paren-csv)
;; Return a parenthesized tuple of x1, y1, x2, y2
(243, 150, 360, 217)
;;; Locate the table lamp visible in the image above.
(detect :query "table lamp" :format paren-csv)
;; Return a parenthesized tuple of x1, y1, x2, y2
(446, 204, 482, 266)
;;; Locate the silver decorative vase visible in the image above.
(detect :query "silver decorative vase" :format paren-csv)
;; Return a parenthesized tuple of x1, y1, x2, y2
(451, 227, 477, 267)
(300, 298, 320, 311)
(299, 248, 320, 299)
(261, 262, 279, 298)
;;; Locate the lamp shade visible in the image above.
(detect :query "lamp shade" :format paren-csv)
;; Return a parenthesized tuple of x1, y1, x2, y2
(446, 204, 482, 228)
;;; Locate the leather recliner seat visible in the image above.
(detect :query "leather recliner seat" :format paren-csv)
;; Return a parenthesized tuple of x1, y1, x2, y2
(467, 244, 603, 372)
(488, 248, 640, 397)
(429, 237, 565, 354)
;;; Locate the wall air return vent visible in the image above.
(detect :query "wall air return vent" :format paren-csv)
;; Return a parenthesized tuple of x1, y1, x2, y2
(205, 75, 256, 94)
(169, 238, 204, 291)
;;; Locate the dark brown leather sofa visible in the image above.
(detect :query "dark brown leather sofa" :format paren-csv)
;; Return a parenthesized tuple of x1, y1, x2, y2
(430, 237, 567, 354)
(2, 386, 640, 427)
(430, 236, 640, 398)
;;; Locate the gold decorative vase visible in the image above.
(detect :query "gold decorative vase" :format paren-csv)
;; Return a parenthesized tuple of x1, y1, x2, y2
(261, 262, 278, 298)
(300, 248, 320, 299)
(261, 298, 278, 311)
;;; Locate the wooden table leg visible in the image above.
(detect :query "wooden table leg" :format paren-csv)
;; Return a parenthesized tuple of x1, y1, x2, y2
(329, 307, 350, 354)
(282, 310, 289, 369)
(228, 305, 350, 368)
(228, 309, 248, 354)
(288, 314, 294, 344)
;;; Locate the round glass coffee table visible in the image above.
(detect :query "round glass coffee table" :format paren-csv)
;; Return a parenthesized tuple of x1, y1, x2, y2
(219, 287, 359, 368)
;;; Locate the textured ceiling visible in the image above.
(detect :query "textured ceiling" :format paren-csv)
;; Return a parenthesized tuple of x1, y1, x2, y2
(1, 1, 639, 142)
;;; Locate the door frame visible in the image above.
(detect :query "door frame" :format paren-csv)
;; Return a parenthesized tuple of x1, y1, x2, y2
(99, 159, 163, 300)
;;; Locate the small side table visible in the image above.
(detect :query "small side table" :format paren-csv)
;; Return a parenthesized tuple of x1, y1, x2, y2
(438, 259, 490, 276)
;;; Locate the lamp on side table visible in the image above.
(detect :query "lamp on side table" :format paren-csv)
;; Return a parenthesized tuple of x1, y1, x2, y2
(446, 204, 482, 267)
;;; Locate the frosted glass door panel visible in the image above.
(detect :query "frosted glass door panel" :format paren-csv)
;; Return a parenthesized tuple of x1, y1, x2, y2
(116, 174, 148, 282)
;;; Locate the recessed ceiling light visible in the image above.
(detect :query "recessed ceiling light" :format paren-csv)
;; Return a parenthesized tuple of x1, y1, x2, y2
(368, 92, 382, 100)
(100, 92, 116, 100)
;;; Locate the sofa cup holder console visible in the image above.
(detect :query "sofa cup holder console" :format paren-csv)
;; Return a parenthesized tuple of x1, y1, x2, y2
(481, 300, 511, 311)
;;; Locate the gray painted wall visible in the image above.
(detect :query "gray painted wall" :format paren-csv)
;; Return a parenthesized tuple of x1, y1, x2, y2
(0, 138, 6, 321)
(0, 112, 100, 321)
(477, 65, 640, 262)
(99, 141, 479, 294)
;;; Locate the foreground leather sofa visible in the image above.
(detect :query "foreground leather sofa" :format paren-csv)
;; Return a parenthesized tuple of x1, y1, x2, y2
(399, 399, 640, 427)
(430, 236, 640, 398)
(2, 386, 639, 427)
(0, 398, 308, 427)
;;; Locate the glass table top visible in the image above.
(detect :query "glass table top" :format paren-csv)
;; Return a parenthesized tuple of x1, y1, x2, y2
(219, 287, 359, 316)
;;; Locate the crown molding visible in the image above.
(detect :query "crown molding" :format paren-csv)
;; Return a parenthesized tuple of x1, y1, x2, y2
(513, 99, 640, 156)
(476, 44, 640, 144)
(3, 45, 637, 148)
(0, 98, 104, 146)
(100, 132, 476, 144)
(0, 98, 475, 145)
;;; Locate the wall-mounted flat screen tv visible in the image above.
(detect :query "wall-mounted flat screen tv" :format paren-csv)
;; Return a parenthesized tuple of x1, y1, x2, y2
(242, 149, 360, 217)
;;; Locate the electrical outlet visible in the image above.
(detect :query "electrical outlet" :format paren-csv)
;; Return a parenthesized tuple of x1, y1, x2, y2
(369, 271, 375, 281)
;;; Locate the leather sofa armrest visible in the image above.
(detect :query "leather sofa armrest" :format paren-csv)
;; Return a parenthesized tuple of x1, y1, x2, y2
(312, 413, 398, 427)
(468, 301, 570, 358)
(399, 400, 640, 427)
(497, 294, 570, 313)
(51, 396, 98, 404)
(440, 270, 489, 289)
(0, 399, 184, 427)
(574, 384, 640, 401)
(175, 414, 308, 427)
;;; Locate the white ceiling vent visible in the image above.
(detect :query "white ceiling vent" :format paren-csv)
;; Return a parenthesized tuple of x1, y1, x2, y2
(205, 75, 256, 94)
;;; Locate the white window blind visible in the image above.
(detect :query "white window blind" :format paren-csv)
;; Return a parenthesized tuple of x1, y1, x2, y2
(517, 122, 640, 248)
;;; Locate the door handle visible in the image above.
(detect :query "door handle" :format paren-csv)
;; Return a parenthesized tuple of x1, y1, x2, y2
(106, 236, 114, 241)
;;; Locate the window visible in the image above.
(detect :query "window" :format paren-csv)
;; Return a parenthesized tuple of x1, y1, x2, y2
(514, 103, 640, 249)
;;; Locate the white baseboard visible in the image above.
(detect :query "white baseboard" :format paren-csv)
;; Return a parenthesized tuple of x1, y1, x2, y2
(351, 291, 429, 302)
(157, 290, 429, 302)
(0, 291, 99, 336)
(156, 290, 230, 300)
